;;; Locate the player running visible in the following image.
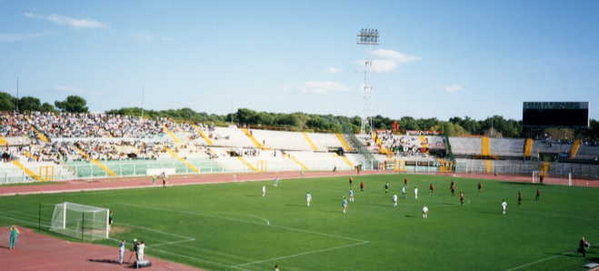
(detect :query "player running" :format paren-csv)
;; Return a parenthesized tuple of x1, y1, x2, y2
(517, 191, 522, 206)
(360, 181, 365, 192)
(305, 192, 312, 207)
(414, 186, 419, 200)
(341, 197, 348, 214)
(262, 185, 267, 197)
(459, 191, 465, 206)
(429, 183, 435, 194)
(392, 193, 399, 208)
(348, 189, 355, 202)
(401, 185, 407, 199)
(501, 199, 508, 215)
(384, 182, 390, 194)
(477, 182, 483, 192)
(422, 205, 429, 218)
(535, 188, 541, 201)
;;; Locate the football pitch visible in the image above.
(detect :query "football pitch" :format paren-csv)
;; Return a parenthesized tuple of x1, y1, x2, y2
(1, 174, 598, 271)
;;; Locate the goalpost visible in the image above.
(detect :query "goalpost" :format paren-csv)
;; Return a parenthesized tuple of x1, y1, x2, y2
(50, 202, 110, 240)
(531, 170, 540, 184)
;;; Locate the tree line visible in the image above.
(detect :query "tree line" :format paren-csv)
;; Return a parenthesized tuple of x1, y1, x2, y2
(1, 91, 597, 139)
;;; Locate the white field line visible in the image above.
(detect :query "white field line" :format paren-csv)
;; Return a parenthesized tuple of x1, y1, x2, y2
(119, 203, 367, 243)
(0, 171, 394, 197)
(164, 242, 256, 262)
(151, 247, 251, 271)
(0, 212, 251, 270)
(504, 254, 563, 271)
(234, 240, 369, 268)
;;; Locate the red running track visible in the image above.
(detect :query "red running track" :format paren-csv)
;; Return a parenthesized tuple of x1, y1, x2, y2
(0, 170, 597, 197)
(0, 227, 203, 271)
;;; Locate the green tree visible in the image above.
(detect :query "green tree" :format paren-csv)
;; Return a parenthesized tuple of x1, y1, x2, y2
(0, 92, 16, 111)
(40, 102, 57, 112)
(55, 96, 89, 113)
(18, 96, 42, 111)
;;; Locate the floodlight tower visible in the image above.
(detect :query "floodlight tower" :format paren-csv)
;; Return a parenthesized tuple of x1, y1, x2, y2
(357, 28, 379, 135)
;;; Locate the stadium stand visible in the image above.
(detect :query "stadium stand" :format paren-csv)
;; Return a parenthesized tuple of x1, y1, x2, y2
(1, 111, 598, 183)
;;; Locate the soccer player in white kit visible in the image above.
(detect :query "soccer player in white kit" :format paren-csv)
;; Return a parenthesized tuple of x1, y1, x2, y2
(348, 189, 355, 202)
(118, 240, 126, 264)
(137, 241, 145, 262)
(341, 197, 348, 214)
(401, 185, 407, 198)
(392, 194, 398, 207)
(414, 187, 419, 200)
(501, 199, 508, 215)
(262, 185, 266, 197)
(306, 192, 312, 207)
(422, 205, 429, 218)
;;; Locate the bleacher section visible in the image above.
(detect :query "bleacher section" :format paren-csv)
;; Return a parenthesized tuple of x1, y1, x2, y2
(1, 111, 598, 183)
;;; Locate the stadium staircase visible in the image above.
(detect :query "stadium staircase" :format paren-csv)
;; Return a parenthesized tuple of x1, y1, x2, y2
(192, 124, 213, 145)
(241, 128, 269, 150)
(336, 133, 353, 152)
(569, 139, 581, 159)
(343, 127, 379, 169)
(165, 147, 200, 173)
(285, 154, 310, 171)
(236, 156, 261, 172)
(302, 132, 319, 151)
(73, 146, 117, 177)
(524, 138, 534, 158)
(10, 160, 44, 181)
(162, 125, 182, 145)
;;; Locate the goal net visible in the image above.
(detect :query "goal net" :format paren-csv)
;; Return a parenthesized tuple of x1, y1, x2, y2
(50, 202, 110, 240)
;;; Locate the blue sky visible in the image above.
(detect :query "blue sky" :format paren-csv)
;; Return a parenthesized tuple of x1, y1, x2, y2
(1, 0, 598, 120)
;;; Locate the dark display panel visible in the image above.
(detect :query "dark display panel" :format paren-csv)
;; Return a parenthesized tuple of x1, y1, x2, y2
(523, 102, 589, 127)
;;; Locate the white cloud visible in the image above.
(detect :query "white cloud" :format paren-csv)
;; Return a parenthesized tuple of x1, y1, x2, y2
(326, 67, 341, 73)
(443, 84, 463, 93)
(24, 12, 105, 29)
(360, 49, 420, 73)
(297, 81, 349, 95)
(0, 32, 47, 42)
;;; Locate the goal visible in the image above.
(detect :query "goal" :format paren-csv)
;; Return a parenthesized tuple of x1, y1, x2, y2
(531, 170, 540, 184)
(50, 202, 110, 240)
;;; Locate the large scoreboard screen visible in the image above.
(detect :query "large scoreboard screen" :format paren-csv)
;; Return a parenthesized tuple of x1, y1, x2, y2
(523, 102, 589, 128)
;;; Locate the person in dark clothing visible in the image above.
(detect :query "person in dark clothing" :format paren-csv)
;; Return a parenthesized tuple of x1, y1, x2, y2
(578, 236, 591, 257)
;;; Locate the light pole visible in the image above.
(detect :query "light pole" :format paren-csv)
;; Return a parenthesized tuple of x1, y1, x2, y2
(357, 28, 379, 135)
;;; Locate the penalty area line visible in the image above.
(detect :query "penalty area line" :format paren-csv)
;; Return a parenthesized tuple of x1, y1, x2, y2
(504, 254, 563, 271)
(233, 240, 369, 268)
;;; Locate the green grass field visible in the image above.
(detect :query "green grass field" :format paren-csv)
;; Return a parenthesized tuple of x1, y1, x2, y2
(1, 174, 599, 270)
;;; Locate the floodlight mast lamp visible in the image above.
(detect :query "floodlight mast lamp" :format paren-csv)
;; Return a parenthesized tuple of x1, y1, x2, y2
(357, 28, 379, 135)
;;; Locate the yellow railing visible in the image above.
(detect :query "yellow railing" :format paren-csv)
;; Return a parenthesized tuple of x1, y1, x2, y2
(569, 139, 581, 159)
(11, 160, 44, 181)
(481, 136, 491, 156)
(236, 156, 260, 172)
(74, 147, 117, 176)
(336, 133, 353, 152)
(241, 128, 269, 150)
(302, 132, 319, 151)
(162, 125, 182, 145)
(524, 138, 534, 157)
(192, 124, 213, 146)
(165, 148, 200, 173)
(286, 154, 310, 171)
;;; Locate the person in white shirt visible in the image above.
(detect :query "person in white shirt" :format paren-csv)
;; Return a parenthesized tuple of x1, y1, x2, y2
(137, 241, 145, 262)
(306, 192, 312, 207)
(392, 194, 398, 208)
(118, 240, 126, 264)
(422, 206, 429, 218)
(501, 199, 508, 215)
(414, 187, 419, 200)
(262, 185, 267, 197)
(348, 189, 355, 202)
